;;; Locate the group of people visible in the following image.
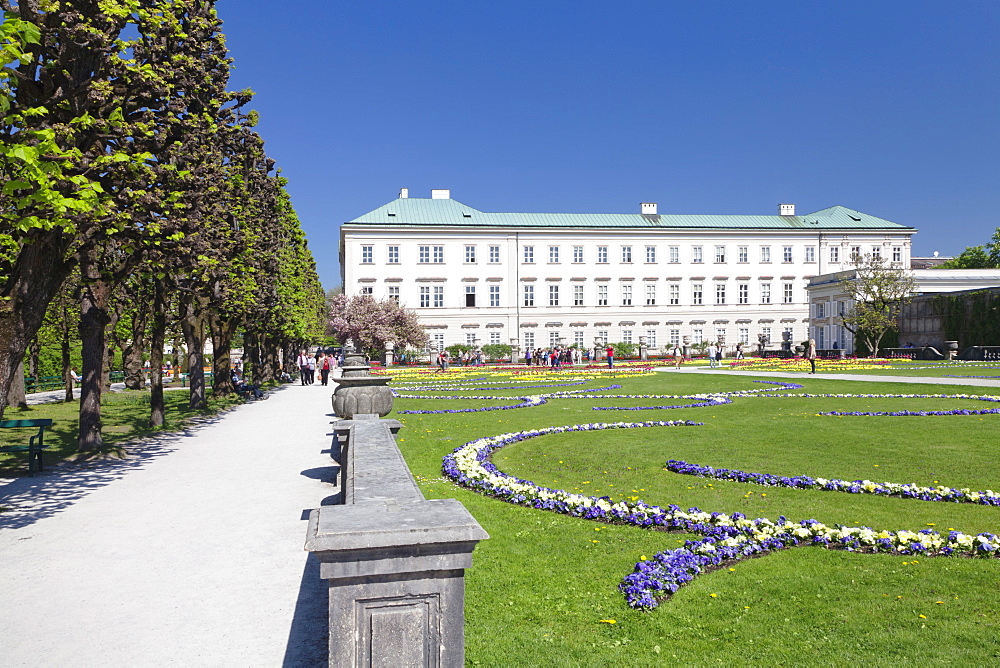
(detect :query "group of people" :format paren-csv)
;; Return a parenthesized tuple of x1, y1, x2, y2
(525, 347, 581, 368)
(296, 349, 342, 386)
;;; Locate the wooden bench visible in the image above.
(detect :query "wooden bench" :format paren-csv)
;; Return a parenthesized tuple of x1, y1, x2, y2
(0, 419, 54, 476)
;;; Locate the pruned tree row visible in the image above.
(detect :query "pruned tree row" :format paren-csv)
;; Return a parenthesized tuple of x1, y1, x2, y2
(0, 2, 325, 449)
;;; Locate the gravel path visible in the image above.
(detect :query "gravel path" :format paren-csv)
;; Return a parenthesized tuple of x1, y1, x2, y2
(0, 381, 339, 667)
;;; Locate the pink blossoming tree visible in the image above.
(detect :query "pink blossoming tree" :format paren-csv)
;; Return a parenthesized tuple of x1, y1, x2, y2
(329, 294, 425, 354)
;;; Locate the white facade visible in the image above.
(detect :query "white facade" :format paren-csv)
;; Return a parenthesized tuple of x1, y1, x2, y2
(342, 192, 915, 355)
(806, 269, 1000, 353)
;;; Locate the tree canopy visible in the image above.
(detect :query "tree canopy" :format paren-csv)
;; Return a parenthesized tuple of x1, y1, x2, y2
(939, 228, 1000, 269)
(839, 255, 917, 356)
(329, 294, 425, 355)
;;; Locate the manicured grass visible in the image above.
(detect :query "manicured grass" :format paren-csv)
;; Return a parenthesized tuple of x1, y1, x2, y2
(0, 390, 244, 474)
(723, 357, 1000, 378)
(391, 368, 1000, 665)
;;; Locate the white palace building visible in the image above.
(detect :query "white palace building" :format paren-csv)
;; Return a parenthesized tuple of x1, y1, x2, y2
(340, 189, 915, 355)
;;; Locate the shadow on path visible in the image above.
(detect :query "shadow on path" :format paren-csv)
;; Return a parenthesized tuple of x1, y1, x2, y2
(282, 551, 328, 666)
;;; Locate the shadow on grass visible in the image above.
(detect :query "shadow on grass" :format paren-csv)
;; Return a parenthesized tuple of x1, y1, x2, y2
(0, 411, 231, 531)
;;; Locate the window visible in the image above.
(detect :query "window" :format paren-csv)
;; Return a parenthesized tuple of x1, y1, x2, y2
(621, 283, 632, 306)
(738, 246, 748, 263)
(597, 283, 608, 306)
(523, 284, 534, 306)
(598, 330, 609, 345)
(524, 331, 534, 350)
(693, 328, 703, 344)
(669, 329, 680, 345)
(573, 246, 584, 263)
(692, 246, 703, 263)
(782, 246, 793, 263)
(361, 245, 373, 264)
(433, 246, 444, 263)
(432, 334, 444, 352)
(465, 285, 476, 307)
(815, 302, 825, 318)
(490, 331, 501, 345)
(597, 246, 608, 263)
(783, 282, 793, 304)
(465, 245, 476, 263)
(830, 246, 839, 263)
(433, 286, 444, 307)
(645, 283, 656, 305)
(692, 283, 703, 305)
(892, 246, 902, 262)
(738, 283, 748, 304)
(850, 246, 861, 261)
(489, 245, 501, 263)
(549, 246, 559, 263)
(549, 331, 560, 347)
(715, 283, 726, 305)
(816, 327, 825, 349)
(715, 245, 726, 263)
(523, 246, 534, 263)
(761, 246, 771, 263)
(646, 246, 656, 263)
(716, 327, 725, 341)
(388, 286, 399, 303)
(419, 246, 430, 263)
(739, 328, 749, 344)
(387, 245, 399, 264)
(622, 329, 632, 344)
(621, 246, 632, 263)
(760, 283, 771, 305)
(466, 333, 476, 346)
(871, 245, 881, 259)
(360, 286, 373, 295)
(419, 286, 430, 307)
(669, 246, 679, 263)
(489, 285, 500, 307)
(573, 284, 584, 306)
(838, 300, 846, 316)
(645, 329, 657, 347)
(574, 330, 585, 347)
(805, 246, 815, 263)
(548, 284, 560, 306)
(669, 284, 680, 305)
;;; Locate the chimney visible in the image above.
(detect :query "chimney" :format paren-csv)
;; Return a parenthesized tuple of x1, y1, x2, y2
(641, 202, 658, 215)
(431, 189, 451, 200)
(399, 188, 409, 199)
(779, 203, 795, 216)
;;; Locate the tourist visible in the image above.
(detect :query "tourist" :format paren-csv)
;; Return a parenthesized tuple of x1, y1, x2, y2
(735, 342, 744, 359)
(307, 352, 317, 384)
(320, 353, 331, 386)
(707, 343, 718, 368)
(296, 349, 310, 385)
(807, 338, 817, 374)
(525, 348, 532, 366)
(672, 344, 683, 369)
(606, 344, 614, 369)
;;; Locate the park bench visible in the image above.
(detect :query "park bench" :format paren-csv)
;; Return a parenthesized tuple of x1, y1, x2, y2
(0, 419, 54, 476)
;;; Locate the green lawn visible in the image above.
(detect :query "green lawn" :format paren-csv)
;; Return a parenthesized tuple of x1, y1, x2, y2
(0, 390, 244, 474)
(391, 368, 1000, 665)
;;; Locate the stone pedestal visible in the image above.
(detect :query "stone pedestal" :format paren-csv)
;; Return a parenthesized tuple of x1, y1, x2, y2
(332, 351, 394, 419)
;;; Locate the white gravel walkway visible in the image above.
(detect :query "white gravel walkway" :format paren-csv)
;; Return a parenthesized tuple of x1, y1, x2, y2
(0, 381, 340, 667)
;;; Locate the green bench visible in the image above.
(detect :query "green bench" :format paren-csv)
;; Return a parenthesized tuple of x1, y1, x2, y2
(0, 419, 54, 476)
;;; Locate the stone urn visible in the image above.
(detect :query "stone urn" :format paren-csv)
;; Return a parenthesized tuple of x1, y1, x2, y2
(332, 347, 394, 418)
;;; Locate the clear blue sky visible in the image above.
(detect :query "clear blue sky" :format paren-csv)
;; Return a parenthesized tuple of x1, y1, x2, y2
(219, 0, 999, 290)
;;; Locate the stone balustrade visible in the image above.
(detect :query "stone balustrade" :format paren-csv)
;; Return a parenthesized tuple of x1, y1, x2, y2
(305, 414, 488, 667)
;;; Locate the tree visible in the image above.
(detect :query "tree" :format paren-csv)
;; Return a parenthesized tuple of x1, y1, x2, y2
(839, 255, 917, 356)
(329, 295, 425, 355)
(481, 343, 512, 361)
(939, 228, 1000, 269)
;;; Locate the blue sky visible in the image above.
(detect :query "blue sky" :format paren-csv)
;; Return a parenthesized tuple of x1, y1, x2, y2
(220, 1, 999, 289)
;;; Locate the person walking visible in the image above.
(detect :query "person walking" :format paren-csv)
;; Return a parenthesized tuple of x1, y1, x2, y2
(707, 343, 718, 369)
(807, 338, 817, 374)
(320, 354, 331, 386)
(672, 344, 683, 369)
(307, 353, 317, 385)
(524, 348, 531, 366)
(606, 344, 615, 369)
(296, 350, 310, 385)
(735, 342, 744, 360)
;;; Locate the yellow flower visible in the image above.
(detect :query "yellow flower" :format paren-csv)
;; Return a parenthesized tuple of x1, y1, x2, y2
(918, 614, 927, 619)
(640, 555, 647, 561)
(599, 619, 616, 624)
(710, 593, 718, 598)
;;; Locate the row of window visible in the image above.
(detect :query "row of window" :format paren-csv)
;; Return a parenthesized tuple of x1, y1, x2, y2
(430, 326, 802, 352)
(361, 282, 799, 307)
(360, 244, 904, 265)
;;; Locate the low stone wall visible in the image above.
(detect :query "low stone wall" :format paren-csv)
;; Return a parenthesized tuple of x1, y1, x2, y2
(305, 414, 488, 667)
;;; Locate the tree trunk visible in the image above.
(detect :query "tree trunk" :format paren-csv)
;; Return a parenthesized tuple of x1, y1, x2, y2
(60, 294, 74, 402)
(78, 263, 111, 452)
(0, 232, 74, 420)
(149, 279, 167, 427)
(257, 335, 276, 385)
(28, 339, 40, 380)
(210, 314, 237, 397)
(245, 331, 260, 384)
(6, 360, 28, 410)
(122, 297, 149, 390)
(179, 293, 208, 410)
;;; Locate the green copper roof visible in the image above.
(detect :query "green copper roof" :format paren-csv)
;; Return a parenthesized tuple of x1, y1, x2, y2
(345, 198, 913, 231)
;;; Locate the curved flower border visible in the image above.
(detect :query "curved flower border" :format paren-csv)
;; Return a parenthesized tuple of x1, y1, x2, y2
(664, 459, 1000, 506)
